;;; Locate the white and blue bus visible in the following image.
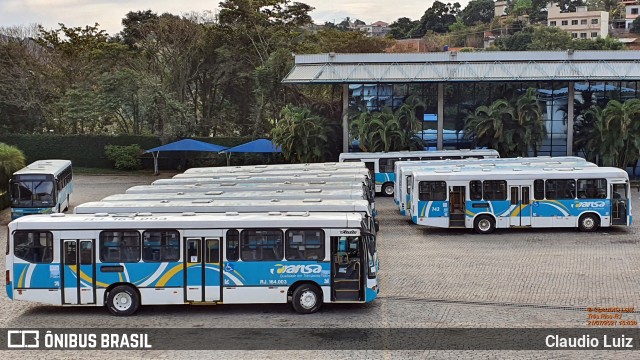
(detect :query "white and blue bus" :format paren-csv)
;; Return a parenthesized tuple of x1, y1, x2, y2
(102, 188, 366, 203)
(74, 198, 379, 234)
(396, 157, 596, 216)
(153, 173, 375, 204)
(338, 149, 499, 196)
(9, 160, 73, 220)
(409, 167, 630, 234)
(183, 162, 366, 174)
(6, 212, 377, 315)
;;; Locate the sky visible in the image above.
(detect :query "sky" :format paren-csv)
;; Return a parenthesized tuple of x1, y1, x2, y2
(0, 0, 472, 36)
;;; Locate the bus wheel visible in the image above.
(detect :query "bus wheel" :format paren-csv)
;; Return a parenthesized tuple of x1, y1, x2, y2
(579, 214, 599, 232)
(291, 284, 323, 314)
(382, 183, 394, 197)
(474, 215, 495, 234)
(107, 285, 140, 316)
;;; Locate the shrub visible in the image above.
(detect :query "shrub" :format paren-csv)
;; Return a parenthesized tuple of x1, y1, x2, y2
(104, 144, 143, 170)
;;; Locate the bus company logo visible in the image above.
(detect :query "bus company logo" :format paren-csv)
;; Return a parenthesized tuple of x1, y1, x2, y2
(7, 330, 40, 348)
(339, 229, 358, 235)
(576, 201, 606, 208)
(271, 264, 323, 275)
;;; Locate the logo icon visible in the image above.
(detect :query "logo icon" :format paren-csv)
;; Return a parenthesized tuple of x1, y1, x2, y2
(7, 330, 40, 348)
(224, 263, 234, 272)
(576, 201, 606, 208)
(273, 264, 323, 274)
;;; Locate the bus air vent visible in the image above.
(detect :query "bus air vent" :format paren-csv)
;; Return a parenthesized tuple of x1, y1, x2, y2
(309, 181, 327, 184)
(316, 174, 331, 177)
(303, 198, 322, 203)
(305, 189, 322, 193)
(225, 212, 240, 216)
(249, 170, 264, 173)
(434, 169, 452, 173)
(177, 192, 185, 195)
(270, 199, 280, 202)
(137, 213, 153, 217)
(286, 211, 310, 217)
(93, 213, 109, 217)
(205, 191, 223, 195)
(276, 189, 284, 193)
(268, 211, 281, 216)
(192, 199, 212, 203)
(182, 212, 196, 216)
(284, 181, 292, 184)
(237, 176, 251, 179)
(160, 200, 170, 203)
(51, 213, 65, 217)
(482, 168, 491, 172)
(221, 183, 236, 186)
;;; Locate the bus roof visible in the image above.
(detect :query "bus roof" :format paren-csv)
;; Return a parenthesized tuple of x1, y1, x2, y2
(172, 167, 371, 179)
(339, 149, 499, 160)
(10, 211, 364, 231)
(125, 182, 365, 194)
(184, 162, 365, 173)
(102, 188, 365, 202)
(74, 198, 372, 215)
(13, 160, 72, 177)
(411, 166, 628, 181)
(153, 173, 369, 185)
(395, 156, 590, 171)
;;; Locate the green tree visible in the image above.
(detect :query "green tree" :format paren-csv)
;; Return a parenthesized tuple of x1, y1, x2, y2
(460, 0, 495, 26)
(416, 1, 461, 36)
(389, 17, 420, 39)
(514, 88, 546, 156)
(494, 27, 534, 50)
(600, 99, 640, 168)
(0, 142, 26, 197)
(308, 28, 393, 53)
(632, 18, 640, 33)
(574, 105, 604, 163)
(271, 105, 331, 163)
(464, 89, 547, 156)
(528, 26, 573, 50)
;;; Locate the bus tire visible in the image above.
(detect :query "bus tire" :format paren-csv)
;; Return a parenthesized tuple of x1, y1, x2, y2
(382, 183, 394, 197)
(474, 215, 495, 234)
(578, 213, 599, 232)
(106, 285, 140, 316)
(291, 284, 323, 314)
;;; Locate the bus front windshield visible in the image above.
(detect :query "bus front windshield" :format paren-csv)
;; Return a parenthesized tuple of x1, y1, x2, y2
(10, 175, 56, 208)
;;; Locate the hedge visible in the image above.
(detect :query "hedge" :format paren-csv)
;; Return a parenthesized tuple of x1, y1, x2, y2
(0, 134, 251, 169)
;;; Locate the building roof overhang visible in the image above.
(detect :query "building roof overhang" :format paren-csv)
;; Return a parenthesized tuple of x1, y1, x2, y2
(282, 51, 640, 84)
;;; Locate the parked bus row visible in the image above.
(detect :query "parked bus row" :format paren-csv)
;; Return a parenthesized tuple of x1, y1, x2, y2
(391, 156, 631, 234)
(7, 159, 379, 316)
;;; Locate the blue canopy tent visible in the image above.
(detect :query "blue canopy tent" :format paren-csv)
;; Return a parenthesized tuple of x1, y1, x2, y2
(145, 139, 228, 174)
(219, 138, 282, 166)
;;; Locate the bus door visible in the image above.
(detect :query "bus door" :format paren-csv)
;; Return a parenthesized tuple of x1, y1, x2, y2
(448, 185, 466, 227)
(509, 186, 532, 226)
(331, 236, 364, 302)
(62, 239, 95, 304)
(184, 238, 222, 302)
(611, 183, 629, 225)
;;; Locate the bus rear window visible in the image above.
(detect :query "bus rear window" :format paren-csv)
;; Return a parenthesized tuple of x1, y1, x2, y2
(13, 231, 53, 263)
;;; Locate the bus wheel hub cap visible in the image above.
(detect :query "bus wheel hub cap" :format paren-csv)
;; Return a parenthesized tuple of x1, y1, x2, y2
(300, 291, 316, 309)
(114, 293, 131, 310)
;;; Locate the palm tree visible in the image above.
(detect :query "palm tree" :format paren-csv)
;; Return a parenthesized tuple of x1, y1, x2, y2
(514, 87, 546, 156)
(576, 106, 606, 164)
(464, 99, 514, 155)
(601, 99, 640, 168)
(0, 143, 26, 199)
(271, 105, 331, 163)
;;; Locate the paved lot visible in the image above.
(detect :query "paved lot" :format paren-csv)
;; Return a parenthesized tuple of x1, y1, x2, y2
(1, 174, 638, 358)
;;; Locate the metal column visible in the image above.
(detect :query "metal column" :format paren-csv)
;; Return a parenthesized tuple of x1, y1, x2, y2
(342, 84, 349, 153)
(437, 83, 444, 150)
(566, 82, 574, 156)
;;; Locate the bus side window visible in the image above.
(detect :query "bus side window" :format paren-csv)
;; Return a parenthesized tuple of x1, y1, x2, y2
(469, 180, 482, 200)
(226, 229, 239, 261)
(13, 231, 53, 264)
(534, 179, 545, 200)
